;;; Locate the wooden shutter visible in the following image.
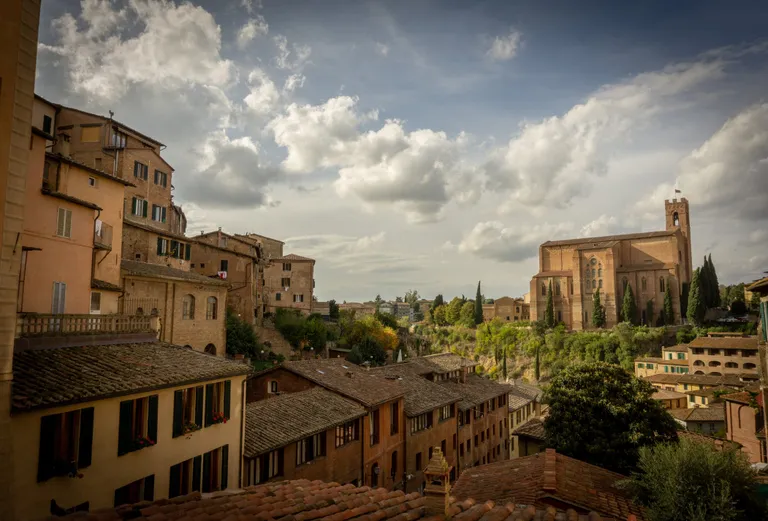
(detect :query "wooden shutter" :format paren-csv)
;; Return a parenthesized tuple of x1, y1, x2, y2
(221, 445, 229, 490)
(157, 237, 163, 255)
(185, 244, 191, 261)
(168, 463, 181, 498)
(204, 384, 214, 427)
(64, 210, 71, 238)
(170, 240, 178, 259)
(118, 400, 133, 456)
(223, 381, 231, 419)
(192, 456, 202, 492)
(147, 395, 158, 443)
(143, 474, 155, 502)
(172, 390, 183, 438)
(202, 451, 212, 493)
(37, 414, 57, 482)
(154, 170, 159, 184)
(162, 207, 167, 223)
(195, 386, 204, 426)
(132, 197, 137, 215)
(134, 161, 139, 178)
(142, 200, 148, 218)
(56, 208, 65, 236)
(78, 407, 94, 468)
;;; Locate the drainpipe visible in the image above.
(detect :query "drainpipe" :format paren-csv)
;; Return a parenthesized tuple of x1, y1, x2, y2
(239, 378, 246, 487)
(360, 412, 367, 486)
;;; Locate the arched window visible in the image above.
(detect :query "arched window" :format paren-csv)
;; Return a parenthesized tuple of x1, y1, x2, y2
(598, 268, 602, 278)
(182, 295, 195, 320)
(673, 212, 679, 226)
(725, 362, 738, 368)
(555, 282, 561, 296)
(599, 279, 603, 289)
(744, 362, 756, 370)
(206, 297, 218, 320)
(592, 269, 596, 278)
(204, 343, 217, 356)
(592, 280, 596, 289)
(585, 268, 590, 279)
(660, 278, 665, 293)
(641, 278, 647, 291)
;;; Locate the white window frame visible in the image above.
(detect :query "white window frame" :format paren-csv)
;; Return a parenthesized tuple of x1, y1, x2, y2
(56, 208, 72, 238)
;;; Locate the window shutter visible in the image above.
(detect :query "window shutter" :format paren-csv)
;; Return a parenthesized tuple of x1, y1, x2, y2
(52, 283, 60, 314)
(170, 240, 178, 259)
(224, 380, 231, 419)
(192, 456, 202, 492)
(202, 451, 212, 493)
(144, 165, 148, 180)
(162, 207, 167, 223)
(143, 474, 155, 502)
(132, 197, 137, 215)
(169, 463, 181, 498)
(147, 395, 158, 443)
(205, 384, 214, 427)
(761, 302, 767, 341)
(221, 445, 229, 490)
(56, 208, 65, 236)
(118, 400, 133, 456)
(78, 407, 95, 468)
(65, 210, 71, 238)
(134, 162, 139, 178)
(37, 415, 57, 482)
(154, 170, 158, 184)
(172, 390, 183, 438)
(195, 386, 204, 426)
(142, 200, 148, 218)
(59, 283, 66, 314)
(157, 237, 163, 255)
(185, 244, 191, 261)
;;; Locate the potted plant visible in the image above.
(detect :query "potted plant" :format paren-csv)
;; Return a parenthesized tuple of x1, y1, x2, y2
(182, 422, 201, 435)
(211, 411, 227, 425)
(131, 435, 156, 451)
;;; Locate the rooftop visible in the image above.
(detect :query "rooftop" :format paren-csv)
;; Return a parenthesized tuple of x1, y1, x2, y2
(280, 359, 404, 408)
(123, 219, 190, 242)
(408, 353, 478, 375)
(541, 229, 676, 247)
(452, 449, 644, 521)
(436, 374, 513, 411)
(121, 260, 229, 286)
(509, 380, 544, 401)
(722, 391, 759, 406)
(688, 336, 758, 350)
(668, 404, 725, 423)
(512, 417, 546, 441)
(244, 388, 365, 458)
(13, 343, 250, 412)
(747, 276, 768, 294)
(643, 373, 748, 387)
(677, 430, 741, 451)
(508, 391, 533, 410)
(56, 103, 165, 147)
(273, 253, 315, 262)
(652, 389, 688, 401)
(635, 357, 688, 366)
(684, 385, 738, 399)
(370, 365, 461, 416)
(236, 232, 285, 245)
(662, 344, 689, 352)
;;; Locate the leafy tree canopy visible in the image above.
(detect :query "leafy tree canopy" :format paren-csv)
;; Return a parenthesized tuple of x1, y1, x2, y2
(328, 299, 340, 320)
(226, 307, 264, 359)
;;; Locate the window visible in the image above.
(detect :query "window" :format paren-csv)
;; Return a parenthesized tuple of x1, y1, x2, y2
(52, 281, 67, 314)
(390, 402, 399, 435)
(555, 282, 560, 296)
(557, 310, 562, 322)
(154, 170, 168, 187)
(660, 278, 665, 292)
(268, 381, 278, 394)
(590, 257, 597, 265)
(132, 197, 148, 217)
(203, 380, 231, 428)
(275, 292, 281, 301)
(541, 283, 546, 296)
(439, 404, 455, 422)
(370, 409, 380, 445)
(599, 279, 603, 288)
(88, 177, 96, 187)
(281, 278, 291, 287)
(592, 269, 596, 278)
(43, 114, 52, 134)
(220, 259, 228, 272)
(80, 125, 100, 143)
(293, 294, 304, 303)
(245, 449, 283, 486)
(585, 268, 590, 279)
(591, 279, 596, 289)
(391, 451, 398, 479)
(114, 475, 154, 507)
(168, 457, 199, 498)
(474, 434, 479, 446)
(110, 127, 127, 148)
(133, 161, 149, 180)
(673, 212, 679, 226)
(282, 263, 292, 271)
(182, 294, 195, 319)
(416, 452, 423, 470)
(410, 412, 433, 433)
(441, 439, 446, 456)
(296, 433, 326, 465)
(151, 205, 167, 223)
(453, 433, 457, 449)
(37, 407, 94, 482)
(90, 292, 101, 313)
(172, 386, 203, 437)
(206, 297, 218, 320)
(335, 419, 359, 447)
(118, 395, 158, 456)
(642, 278, 647, 290)
(56, 208, 72, 238)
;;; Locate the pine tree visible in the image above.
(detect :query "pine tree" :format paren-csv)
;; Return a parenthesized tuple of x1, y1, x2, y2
(474, 281, 484, 325)
(686, 268, 706, 326)
(545, 281, 555, 328)
(663, 285, 674, 325)
(709, 254, 721, 307)
(592, 289, 606, 328)
(622, 284, 638, 325)
(645, 300, 654, 326)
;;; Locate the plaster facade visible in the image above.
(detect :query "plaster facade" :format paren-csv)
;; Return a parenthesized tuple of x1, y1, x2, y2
(482, 297, 530, 323)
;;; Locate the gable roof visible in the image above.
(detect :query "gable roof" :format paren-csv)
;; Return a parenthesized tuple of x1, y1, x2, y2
(512, 417, 546, 441)
(542, 229, 676, 247)
(643, 373, 748, 387)
(46, 152, 136, 187)
(408, 353, 478, 374)
(123, 219, 190, 241)
(688, 336, 758, 350)
(662, 344, 689, 352)
(452, 449, 644, 521)
(56, 104, 165, 147)
(668, 404, 725, 423)
(121, 259, 229, 286)
(437, 374, 514, 411)
(236, 232, 285, 245)
(684, 385, 737, 399)
(678, 430, 741, 451)
(652, 389, 687, 401)
(273, 253, 314, 262)
(192, 237, 259, 260)
(244, 388, 365, 457)
(370, 365, 461, 417)
(636, 357, 688, 366)
(12, 343, 250, 412)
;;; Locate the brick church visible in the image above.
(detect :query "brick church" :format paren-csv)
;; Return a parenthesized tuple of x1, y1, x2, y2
(529, 198, 693, 330)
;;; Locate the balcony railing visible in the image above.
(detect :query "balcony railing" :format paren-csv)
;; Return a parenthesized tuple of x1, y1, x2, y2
(17, 313, 155, 337)
(94, 221, 113, 250)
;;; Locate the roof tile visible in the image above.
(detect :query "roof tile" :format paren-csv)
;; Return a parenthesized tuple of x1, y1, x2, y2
(436, 374, 514, 411)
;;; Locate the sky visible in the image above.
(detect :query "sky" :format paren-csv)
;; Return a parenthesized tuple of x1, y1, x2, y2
(35, 0, 768, 302)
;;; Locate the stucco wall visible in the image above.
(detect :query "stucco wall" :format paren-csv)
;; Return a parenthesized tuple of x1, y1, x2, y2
(406, 410, 458, 492)
(12, 375, 246, 520)
(121, 223, 191, 271)
(726, 400, 765, 464)
(264, 260, 314, 315)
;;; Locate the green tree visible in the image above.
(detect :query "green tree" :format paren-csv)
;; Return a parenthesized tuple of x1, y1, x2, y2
(686, 269, 706, 326)
(544, 362, 678, 474)
(663, 286, 674, 325)
(592, 289, 606, 328)
(347, 336, 387, 367)
(622, 283, 638, 325)
(700, 256, 712, 309)
(446, 297, 464, 325)
(534, 344, 541, 381)
(404, 289, 420, 306)
(460, 301, 475, 328)
(374, 294, 383, 311)
(274, 308, 309, 349)
(429, 294, 444, 321)
(708, 254, 721, 308)
(544, 281, 555, 328)
(225, 307, 263, 358)
(623, 437, 765, 521)
(374, 310, 398, 329)
(304, 314, 328, 352)
(749, 292, 761, 311)
(474, 281, 484, 325)
(680, 282, 690, 319)
(502, 345, 508, 380)
(412, 302, 424, 322)
(432, 305, 448, 326)
(645, 300, 654, 326)
(328, 299, 340, 321)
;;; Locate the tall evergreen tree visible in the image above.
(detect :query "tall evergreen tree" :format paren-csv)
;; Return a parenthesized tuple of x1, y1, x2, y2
(474, 281, 484, 325)
(709, 254, 721, 307)
(502, 345, 508, 381)
(645, 300, 654, 326)
(686, 268, 706, 326)
(622, 284, 638, 325)
(592, 289, 606, 328)
(701, 256, 714, 308)
(534, 345, 541, 381)
(545, 281, 555, 328)
(680, 282, 690, 319)
(663, 285, 674, 325)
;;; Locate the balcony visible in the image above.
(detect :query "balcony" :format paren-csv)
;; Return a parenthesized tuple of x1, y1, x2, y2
(17, 313, 156, 337)
(94, 221, 113, 250)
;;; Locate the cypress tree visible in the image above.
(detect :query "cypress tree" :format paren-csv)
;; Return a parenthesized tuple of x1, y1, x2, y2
(680, 283, 690, 319)
(700, 256, 711, 309)
(622, 284, 638, 325)
(592, 289, 606, 328)
(545, 281, 555, 328)
(686, 268, 706, 326)
(663, 285, 674, 325)
(709, 254, 721, 307)
(474, 281, 484, 325)
(534, 345, 541, 381)
(645, 300, 654, 326)
(502, 345, 508, 381)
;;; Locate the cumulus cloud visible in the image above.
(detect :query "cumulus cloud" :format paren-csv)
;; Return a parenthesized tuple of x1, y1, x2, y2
(283, 73, 306, 93)
(273, 34, 312, 71)
(451, 221, 574, 263)
(375, 42, 390, 56)
(579, 214, 623, 237)
(243, 68, 280, 115)
(41, 0, 233, 102)
(237, 15, 268, 48)
(487, 29, 522, 61)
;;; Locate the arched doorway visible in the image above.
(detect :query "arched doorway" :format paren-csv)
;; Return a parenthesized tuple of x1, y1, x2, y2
(204, 343, 217, 356)
(371, 463, 379, 488)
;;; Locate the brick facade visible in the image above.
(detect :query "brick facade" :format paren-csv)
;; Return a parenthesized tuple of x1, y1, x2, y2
(406, 408, 458, 492)
(725, 397, 766, 464)
(263, 255, 315, 315)
(457, 398, 508, 470)
(121, 221, 193, 270)
(247, 368, 315, 402)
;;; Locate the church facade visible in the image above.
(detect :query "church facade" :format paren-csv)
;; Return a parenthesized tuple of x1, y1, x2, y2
(529, 198, 693, 330)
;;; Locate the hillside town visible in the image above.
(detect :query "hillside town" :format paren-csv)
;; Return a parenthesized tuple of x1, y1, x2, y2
(2, 1, 768, 521)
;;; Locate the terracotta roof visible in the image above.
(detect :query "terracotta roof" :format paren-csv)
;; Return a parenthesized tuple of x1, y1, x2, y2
(92, 279, 122, 292)
(508, 392, 533, 410)
(244, 388, 365, 457)
(688, 336, 758, 350)
(722, 391, 757, 405)
(512, 417, 546, 441)
(121, 260, 229, 286)
(510, 380, 544, 401)
(274, 253, 315, 262)
(409, 353, 478, 374)
(678, 430, 741, 451)
(192, 238, 259, 260)
(370, 365, 461, 416)
(542, 230, 676, 247)
(46, 151, 136, 187)
(668, 404, 725, 423)
(12, 343, 250, 412)
(52, 478, 622, 521)
(41, 188, 102, 210)
(635, 357, 688, 366)
(662, 344, 689, 352)
(652, 389, 687, 401)
(452, 449, 644, 521)
(747, 276, 768, 293)
(436, 374, 514, 411)
(236, 232, 285, 245)
(684, 385, 737, 399)
(281, 359, 404, 408)
(643, 373, 747, 387)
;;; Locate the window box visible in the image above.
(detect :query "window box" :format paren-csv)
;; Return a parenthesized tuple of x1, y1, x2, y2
(173, 386, 204, 438)
(210, 411, 227, 425)
(204, 380, 231, 428)
(118, 395, 158, 456)
(182, 422, 202, 436)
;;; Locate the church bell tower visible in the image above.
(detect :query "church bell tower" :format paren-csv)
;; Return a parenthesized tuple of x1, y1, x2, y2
(665, 197, 692, 283)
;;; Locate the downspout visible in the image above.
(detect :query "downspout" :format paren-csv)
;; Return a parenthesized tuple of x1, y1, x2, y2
(239, 377, 246, 487)
(360, 412, 366, 486)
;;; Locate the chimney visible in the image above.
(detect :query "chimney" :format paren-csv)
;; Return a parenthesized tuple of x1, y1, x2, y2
(423, 447, 453, 518)
(53, 132, 71, 158)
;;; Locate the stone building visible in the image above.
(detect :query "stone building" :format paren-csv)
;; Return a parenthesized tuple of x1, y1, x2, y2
(688, 334, 759, 375)
(482, 296, 530, 323)
(668, 405, 725, 435)
(508, 383, 543, 459)
(530, 199, 693, 330)
(724, 390, 766, 464)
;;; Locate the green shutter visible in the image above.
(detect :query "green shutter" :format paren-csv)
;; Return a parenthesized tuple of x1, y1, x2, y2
(185, 244, 191, 261)
(118, 400, 133, 456)
(162, 207, 167, 223)
(192, 456, 202, 492)
(202, 451, 212, 493)
(37, 414, 57, 482)
(133, 162, 139, 178)
(224, 380, 231, 420)
(195, 386, 204, 426)
(154, 170, 158, 184)
(170, 240, 178, 259)
(221, 445, 229, 490)
(142, 200, 148, 218)
(132, 197, 137, 215)
(157, 237, 163, 255)
(205, 384, 214, 427)
(78, 407, 94, 468)
(172, 390, 183, 438)
(147, 395, 158, 443)
(761, 302, 767, 341)
(169, 463, 181, 498)
(143, 474, 155, 502)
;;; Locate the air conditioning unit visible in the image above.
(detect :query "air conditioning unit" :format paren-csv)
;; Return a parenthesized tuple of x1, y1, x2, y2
(217, 271, 228, 279)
